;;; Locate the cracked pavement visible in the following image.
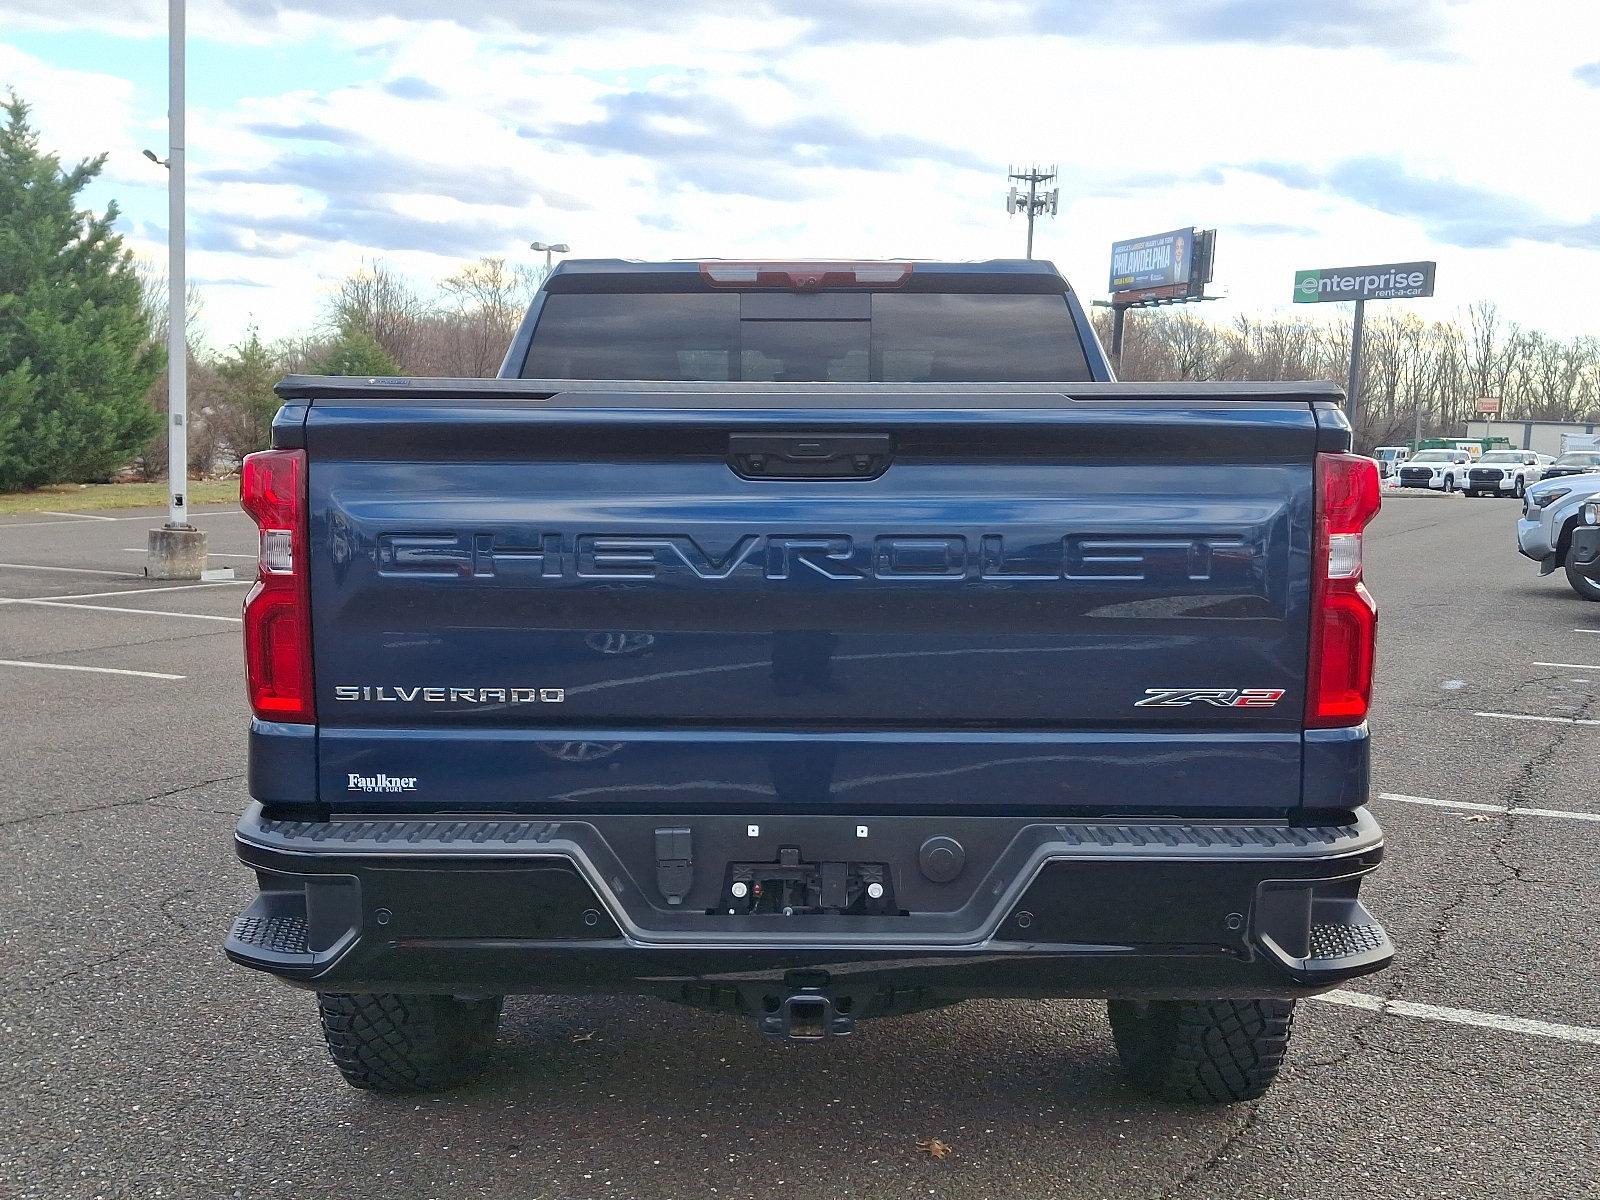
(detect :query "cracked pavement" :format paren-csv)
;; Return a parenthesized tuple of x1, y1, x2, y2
(1, 496, 1597, 1199)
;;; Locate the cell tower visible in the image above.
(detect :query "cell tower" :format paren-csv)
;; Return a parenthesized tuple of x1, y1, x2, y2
(1006, 164, 1059, 258)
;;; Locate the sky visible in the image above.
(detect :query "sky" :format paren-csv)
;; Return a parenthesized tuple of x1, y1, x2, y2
(4, 0, 1600, 347)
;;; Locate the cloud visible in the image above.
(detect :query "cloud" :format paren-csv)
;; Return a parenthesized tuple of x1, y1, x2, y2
(203, 136, 589, 211)
(240, 120, 364, 146)
(2, 0, 1457, 51)
(198, 202, 532, 260)
(1238, 161, 1323, 190)
(382, 75, 445, 100)
(792, 0, 1452, 49)
(1240, 156, 1600, 251)
(1232, 221, 1318, 238)
(14, 0, 1600, 346)
(190, 224, 303, 259)
(191, 274, 270, 288)
(536, 86, 988, 200)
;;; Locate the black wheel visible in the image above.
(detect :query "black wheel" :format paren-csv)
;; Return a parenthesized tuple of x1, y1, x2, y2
(1514, 479, 1526, 498)
(1564, 553, 1600, 602)
(1444, 476, 1456, 493)
(317, 992, 504, 1093)
(1107, 998, 1295, 1104)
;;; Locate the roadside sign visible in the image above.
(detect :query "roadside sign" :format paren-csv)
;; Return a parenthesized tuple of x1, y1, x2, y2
(1476, 397, 1501, 415)
(1106, 227, 1216, 372)
(1293, 261, 1436, 304)
(1111, 229, 1212, 294)
(1293, 258, 1438, 425)
(1111, 229, 1191, 292)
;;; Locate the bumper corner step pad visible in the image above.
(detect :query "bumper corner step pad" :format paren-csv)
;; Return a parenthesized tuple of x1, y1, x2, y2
(1309, 921, 1388, 960)
(230, 912, 311, 959)
(224, 883, 360, 974)
(1259, 900, 1393, 983)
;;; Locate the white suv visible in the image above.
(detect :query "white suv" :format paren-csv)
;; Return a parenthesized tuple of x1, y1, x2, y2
(1518, 472, 1600, 599)
(1396, 449, 1471, 492)
(1464, 450, 1544, 498)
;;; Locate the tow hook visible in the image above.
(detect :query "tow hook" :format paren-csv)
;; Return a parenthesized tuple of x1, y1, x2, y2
(759, 990, 855, 1040)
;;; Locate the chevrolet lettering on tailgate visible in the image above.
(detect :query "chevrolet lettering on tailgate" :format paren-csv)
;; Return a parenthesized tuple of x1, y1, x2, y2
(377, 531, 1259, 584)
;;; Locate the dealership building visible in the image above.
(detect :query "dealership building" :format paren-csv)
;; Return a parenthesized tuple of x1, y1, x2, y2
(1465, 418, 1600, 457)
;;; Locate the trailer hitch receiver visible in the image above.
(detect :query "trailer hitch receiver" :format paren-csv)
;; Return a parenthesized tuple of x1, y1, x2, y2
(759, 992, 855, 1040)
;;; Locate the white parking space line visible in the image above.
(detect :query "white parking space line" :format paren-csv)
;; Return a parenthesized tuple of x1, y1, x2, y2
(121, 548, 258, 559)
(1315, 990, 1600, 1046)
(0, 509, 243, 530)
(40, 510, 118, 521)
(0, 580, 249, 603)
(1379, 792, 1600, 823)
(1, 598, 242, 623)
(1475, 710, 1600, 727)
(0, 561, 134, 576)
(0, 518, 111, 529)
(0, 658, 184, 680)
(1532, 661, 1600, 671)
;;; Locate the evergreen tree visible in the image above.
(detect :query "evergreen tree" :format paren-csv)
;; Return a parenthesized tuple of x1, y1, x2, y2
(312, 330, 399, 377)
(213, 326, 282, 457)
(0, 93, 162, 491)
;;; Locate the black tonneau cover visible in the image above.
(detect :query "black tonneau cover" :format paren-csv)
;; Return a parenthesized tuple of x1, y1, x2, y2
(275, 376, 1346, 407)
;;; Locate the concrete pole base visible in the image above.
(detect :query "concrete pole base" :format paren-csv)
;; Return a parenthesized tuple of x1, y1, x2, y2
(145, 525, 208, 580)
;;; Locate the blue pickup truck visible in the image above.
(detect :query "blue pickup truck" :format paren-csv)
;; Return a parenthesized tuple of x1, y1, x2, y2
(226, 259, 1390, 1104)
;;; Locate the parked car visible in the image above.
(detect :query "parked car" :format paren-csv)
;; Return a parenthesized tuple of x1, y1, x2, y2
(1537, 450, 1600, 481)
(1567, 502, 1600, 599)
(1517, 472, 1600, 600)
(225, 258, 1391, 1105)
(1397, 448, 1472, 491)
(1373, 445, 1409, 479)
(1464, 449, 1544, 498)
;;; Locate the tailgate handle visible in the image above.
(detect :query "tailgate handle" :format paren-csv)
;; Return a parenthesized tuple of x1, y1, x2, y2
(728, 433, 892, 480)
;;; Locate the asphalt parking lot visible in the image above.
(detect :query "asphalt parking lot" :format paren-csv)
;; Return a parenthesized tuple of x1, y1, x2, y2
(1, 490, 1597, 1200)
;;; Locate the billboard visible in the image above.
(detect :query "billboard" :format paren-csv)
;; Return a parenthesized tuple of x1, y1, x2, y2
(1109, 228, 1195, 293)
(1293, 261, 1436, 303)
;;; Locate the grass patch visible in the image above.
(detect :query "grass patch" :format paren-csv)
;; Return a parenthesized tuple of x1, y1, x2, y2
(0, 480, 239, 515)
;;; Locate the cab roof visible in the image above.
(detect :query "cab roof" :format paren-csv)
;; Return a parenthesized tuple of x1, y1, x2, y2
(542, 258, 1073, 295)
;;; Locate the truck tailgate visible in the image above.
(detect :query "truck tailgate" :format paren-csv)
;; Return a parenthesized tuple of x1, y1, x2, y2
(293, 383, 1331, 815)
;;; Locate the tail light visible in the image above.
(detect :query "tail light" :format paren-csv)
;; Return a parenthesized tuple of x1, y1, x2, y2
(699, 262, 913, 291)
(1306, 453, 1380, 727)
(241, 449, 314, 722)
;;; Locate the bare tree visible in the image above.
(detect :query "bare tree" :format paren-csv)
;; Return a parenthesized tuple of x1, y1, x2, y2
(433, 256, 538, 377)
(325, 260, 429, 370)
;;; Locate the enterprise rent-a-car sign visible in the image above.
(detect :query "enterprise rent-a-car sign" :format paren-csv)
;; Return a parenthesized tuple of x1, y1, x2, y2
(1110, 229, 1194, 292)
(1293, 261, 1436, 303)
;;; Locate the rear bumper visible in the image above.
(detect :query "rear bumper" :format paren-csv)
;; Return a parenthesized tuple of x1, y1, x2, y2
(228, 804, 1392, 1003)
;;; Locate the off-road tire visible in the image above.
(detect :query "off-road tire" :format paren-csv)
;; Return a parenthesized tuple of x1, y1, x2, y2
(1564, 554, 1600, 602)
(317, 992, 504, 1093)
(1444, 476, 1457, 493)
(1514, 479, 1526, 498)
(1107, 998, 1295, 1104)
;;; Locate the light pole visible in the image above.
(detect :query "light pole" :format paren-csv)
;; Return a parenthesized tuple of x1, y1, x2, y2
(145, 0, 206, 580)
(530, 241, 570, 274)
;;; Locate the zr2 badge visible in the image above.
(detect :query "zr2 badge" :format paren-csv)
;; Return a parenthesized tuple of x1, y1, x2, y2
(1135, 688, 1286, 709)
